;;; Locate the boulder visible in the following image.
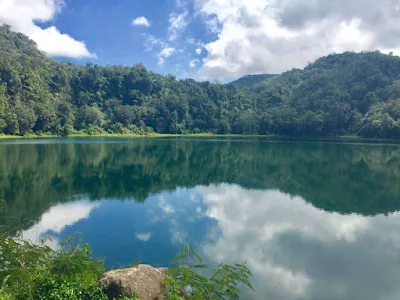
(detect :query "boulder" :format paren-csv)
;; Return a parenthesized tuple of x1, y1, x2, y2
(99, 264, 168, 300)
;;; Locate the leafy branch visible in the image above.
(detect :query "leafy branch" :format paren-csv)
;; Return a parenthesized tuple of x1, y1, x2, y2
(163, 245, 254, 300)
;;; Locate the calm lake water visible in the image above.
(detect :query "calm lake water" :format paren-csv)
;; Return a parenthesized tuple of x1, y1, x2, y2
(1, 137, 400, 299)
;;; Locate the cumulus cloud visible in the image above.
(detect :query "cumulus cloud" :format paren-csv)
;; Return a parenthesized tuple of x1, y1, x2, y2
(157, 47, 175, 65)
(132, 16, 151, 27)
(195, 47, 202, 55)
(194, 0, 400, 78)
(0, 0, 95, 58)
(168, 10, 189, 41)
(197, 184, 400, 300)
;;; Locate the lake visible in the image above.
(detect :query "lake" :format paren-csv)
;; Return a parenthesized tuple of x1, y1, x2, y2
(1, 137, 400, 299)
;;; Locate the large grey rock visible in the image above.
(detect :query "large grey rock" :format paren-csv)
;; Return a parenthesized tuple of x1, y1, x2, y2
(99, 264, 168, 300)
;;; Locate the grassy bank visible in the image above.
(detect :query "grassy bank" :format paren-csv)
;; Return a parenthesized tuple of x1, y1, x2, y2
(0, 132, 233, 139)
(1, 133, 399, 145)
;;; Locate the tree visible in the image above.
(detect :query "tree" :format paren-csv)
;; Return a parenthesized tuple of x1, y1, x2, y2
(76, 106, 104, 129)
(113, 105, 140, 127)
(15, 104, 37, 135)
(231, 110, 259, 134)
(34, 102, 57, 132)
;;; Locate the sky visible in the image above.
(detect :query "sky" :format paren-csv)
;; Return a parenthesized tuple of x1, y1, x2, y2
(1, 0, 400, 80)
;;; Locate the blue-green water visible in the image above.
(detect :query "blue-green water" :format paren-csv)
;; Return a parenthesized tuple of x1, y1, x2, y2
(1, 137, 400, 299)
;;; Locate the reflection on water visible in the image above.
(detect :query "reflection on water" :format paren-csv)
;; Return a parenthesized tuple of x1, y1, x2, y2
(22, 201, 100, 250)
(1, 138, 400, 299)
(23, 184, 400, 300)
(199, 185, 400, 300)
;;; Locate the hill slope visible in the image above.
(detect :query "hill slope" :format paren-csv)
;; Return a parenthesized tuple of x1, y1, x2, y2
(1, 24, 400, 138)
(229, 74, 276, 89)
(243, 51, 400, 137)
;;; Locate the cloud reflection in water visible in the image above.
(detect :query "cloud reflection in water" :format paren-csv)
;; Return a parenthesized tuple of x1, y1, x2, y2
(198, 184, 400, 300)
(21, 184, 400, 300)
(21, 200, 100, 249)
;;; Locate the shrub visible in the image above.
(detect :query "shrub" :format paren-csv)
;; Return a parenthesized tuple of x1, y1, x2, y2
(164, 245, 254, 300)
(33, 274, 108, 300)
(0, 232, 107, 300)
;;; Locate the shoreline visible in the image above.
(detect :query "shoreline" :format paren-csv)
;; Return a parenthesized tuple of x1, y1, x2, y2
(1, 133, 400, 144)
(0, 133, 221, 139)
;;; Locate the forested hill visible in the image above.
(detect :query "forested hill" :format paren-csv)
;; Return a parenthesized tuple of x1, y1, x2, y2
(229, 74, 276, 89)
(1, 24, 400, 138)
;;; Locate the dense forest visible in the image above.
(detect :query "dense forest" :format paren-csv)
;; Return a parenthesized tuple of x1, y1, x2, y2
(2, 24, 400, 138)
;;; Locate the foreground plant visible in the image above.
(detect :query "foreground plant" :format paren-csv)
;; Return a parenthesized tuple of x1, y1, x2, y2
(0, 231, 108, 300)
(163, 245, 254, 300)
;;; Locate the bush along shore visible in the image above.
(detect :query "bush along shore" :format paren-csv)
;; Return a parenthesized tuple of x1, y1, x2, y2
(0, 226, 254, 300)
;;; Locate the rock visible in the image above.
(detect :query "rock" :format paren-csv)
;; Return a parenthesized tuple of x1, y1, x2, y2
(99, 264, 168, 300)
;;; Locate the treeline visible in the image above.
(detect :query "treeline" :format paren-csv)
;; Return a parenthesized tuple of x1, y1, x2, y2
(2, 24, 400, 138)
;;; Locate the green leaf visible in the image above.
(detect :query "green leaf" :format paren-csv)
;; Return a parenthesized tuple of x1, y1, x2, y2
(192, 264, 207, 269)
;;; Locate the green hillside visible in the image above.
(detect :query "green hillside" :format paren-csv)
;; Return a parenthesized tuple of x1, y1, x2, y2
(229, 74, 276, 89)
(1, 24, 400, 138)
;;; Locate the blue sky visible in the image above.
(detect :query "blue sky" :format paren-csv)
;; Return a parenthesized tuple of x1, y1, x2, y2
(1, 0, 400, 80)
(50, 0, 211, 76)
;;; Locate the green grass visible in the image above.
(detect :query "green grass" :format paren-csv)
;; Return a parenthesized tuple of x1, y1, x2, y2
(1, 132, 400, 143)
(0, 132, 236, 139)
(0, 133, 57, 139)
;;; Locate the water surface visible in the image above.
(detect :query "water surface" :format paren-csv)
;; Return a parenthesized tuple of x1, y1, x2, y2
(1, 137, 400, 300)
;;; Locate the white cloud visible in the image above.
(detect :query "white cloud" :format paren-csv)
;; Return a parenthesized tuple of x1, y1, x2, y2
(168, 10, 189, 41)
(142, 33, 167, 52)
(0, 0, 95, 58)
(175, 0, 187, 8)
(187, 38, 203, 47)
(21, 200, 99, 249)
(31, 26, 97, 58)
(157, 47, 175, 65)
(195, 47, 202, 55)
(197, 184, 400, 300)
(135, 232, 152, 242)
(194, 0, 400, 79)
(132, 16, 151, 27)
(159, 47, 175, 57)
(204, 16, 221, 34)
(189, 58, 200, 68)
